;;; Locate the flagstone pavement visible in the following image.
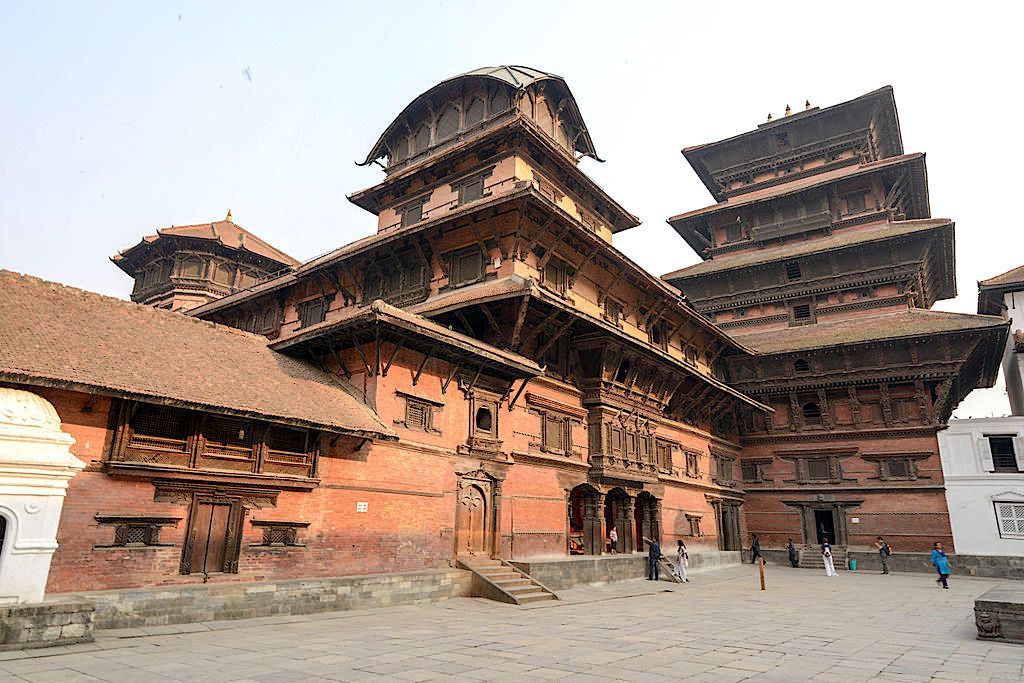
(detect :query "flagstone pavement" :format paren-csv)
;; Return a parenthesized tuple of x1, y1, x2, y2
(0, 564, 1020, 682)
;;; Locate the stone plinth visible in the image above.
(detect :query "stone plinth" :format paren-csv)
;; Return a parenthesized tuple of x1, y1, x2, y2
(0, 388, 85, 604)
(512, 550, 741, 590)
(975, 584, 1024, 644)
(0, 600, 94, 650)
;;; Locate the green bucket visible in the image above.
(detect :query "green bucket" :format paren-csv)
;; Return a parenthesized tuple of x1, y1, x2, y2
(848, 559, 857, 571)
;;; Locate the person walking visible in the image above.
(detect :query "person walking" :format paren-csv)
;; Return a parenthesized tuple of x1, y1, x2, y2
(673, 539, 689, 582)
(786, 538, 799, 568)
(647, 538, 662, 581)
(608, 527, 618, 554)
(750, 534, 763, 565)
(821, 538, 837, 577)
(874, 536, 892, 574)
(931, 541, 951, 589)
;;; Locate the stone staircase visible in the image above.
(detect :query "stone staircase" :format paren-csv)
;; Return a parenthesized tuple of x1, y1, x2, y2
(798, 545, 848, 570)
(458, 557, 559, 605)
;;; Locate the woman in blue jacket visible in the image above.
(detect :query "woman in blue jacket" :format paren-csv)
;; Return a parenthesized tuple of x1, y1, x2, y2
(931, 541, 951, 589)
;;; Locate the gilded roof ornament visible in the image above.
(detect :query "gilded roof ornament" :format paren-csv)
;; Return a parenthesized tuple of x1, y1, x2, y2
(785, 104, 792, 116)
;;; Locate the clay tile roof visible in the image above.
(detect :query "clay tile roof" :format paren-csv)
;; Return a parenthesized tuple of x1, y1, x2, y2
(732, 308, 1008, 355)
(979, 264, 1024, 290)
(112, 219, 300, 272)
(663, 219, 952, 281)
(0, 270, 394, 438)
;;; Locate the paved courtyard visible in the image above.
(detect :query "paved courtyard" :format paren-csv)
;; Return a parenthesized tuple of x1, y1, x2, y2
(0, 565, 1021, 682)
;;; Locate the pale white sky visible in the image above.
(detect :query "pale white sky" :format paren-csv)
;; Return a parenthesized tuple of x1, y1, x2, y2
(1, 1, 1020, 417)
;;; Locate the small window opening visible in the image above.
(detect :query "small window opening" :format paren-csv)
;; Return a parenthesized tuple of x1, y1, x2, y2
(615, 359, 631, 384)
(794, 359, 810, 373)
(785, 261, 802, 281)
(475, 406, 493, 433)
(793, 304, 812, 321)
(802, 402, 822, 423)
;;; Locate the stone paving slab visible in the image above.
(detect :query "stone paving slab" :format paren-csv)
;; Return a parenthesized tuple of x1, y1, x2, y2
(0, 566, 1020, 682)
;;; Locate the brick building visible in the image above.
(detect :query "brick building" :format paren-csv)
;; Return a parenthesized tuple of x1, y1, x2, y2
(0, 66, 779, 597)
(663, 88, 1007, 557)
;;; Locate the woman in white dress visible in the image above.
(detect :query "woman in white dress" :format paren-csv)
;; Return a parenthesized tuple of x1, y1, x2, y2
(821, 539, 837, 577)
(673, 540, 689, 582)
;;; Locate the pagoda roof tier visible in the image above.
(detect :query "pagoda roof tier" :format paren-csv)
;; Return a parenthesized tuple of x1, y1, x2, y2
(360, 65, 600, 171)
(663, 218, 953, 284)
(978, 264, 1024, 315)
(667, 153, 929, 259)
(191, 185, 739, 354)
(683, 86, 902, 201)
(0, 270, 394, 439)
(733, 308, 1007, 356)
(111, 218, 300, 275)
(404, 274, 768, 413)
(270, 299, 542, 379)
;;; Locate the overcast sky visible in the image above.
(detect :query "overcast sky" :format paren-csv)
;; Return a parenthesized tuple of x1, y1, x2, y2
(1, 1, 1020, 417)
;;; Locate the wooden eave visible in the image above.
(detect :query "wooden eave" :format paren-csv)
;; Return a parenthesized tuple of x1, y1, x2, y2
(270, 299, 542, 379)
(0, 373, 393, 440)
(682, 86, 903, 201)
(666, 153, 929, 261)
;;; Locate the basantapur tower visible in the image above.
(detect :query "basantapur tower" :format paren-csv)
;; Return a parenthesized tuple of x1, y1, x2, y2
(664, 88, 1008, 555)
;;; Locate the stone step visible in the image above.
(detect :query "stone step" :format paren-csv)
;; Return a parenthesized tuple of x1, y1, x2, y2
(489, 577, 532, 587)
(502, 583, 544, 594)
(515, 591, 557, 603)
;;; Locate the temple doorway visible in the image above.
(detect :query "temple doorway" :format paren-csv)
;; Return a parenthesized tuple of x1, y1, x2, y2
(567, 484, 601, 555)
(815, 509, 836, 545)
(604, 488, 633, 553)
(634, 491, 659, 549)
(455, 483, 488, 556)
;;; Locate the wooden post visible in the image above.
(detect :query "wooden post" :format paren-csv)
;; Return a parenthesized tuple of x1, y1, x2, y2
(759, 556, 766, 591)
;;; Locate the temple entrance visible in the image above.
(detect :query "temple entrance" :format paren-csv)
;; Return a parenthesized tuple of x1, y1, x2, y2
(634, 491, 660, 549)
(713, 500, 741, 551)
(815, 509, 836, 545)
(182, 498, 243, 575)
(604, 488, 633, 554)
(567, 484, 601, 555)
(455, 484, 488, 556)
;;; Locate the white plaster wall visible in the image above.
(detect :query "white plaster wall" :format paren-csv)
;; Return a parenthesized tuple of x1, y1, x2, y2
(1002, 291, 1024, 416)
(939, 416, 1024, 555)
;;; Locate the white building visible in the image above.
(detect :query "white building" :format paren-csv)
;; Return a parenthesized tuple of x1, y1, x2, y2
(978, 265, 1024, 416)
(939, 418, 1024, 555)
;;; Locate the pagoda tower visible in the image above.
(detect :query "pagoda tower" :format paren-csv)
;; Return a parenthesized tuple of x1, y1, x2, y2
(664, 88, 1008, 554)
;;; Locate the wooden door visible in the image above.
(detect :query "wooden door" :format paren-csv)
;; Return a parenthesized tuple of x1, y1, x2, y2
(184, 500, 239, 575)
(455, 485, 487, 556)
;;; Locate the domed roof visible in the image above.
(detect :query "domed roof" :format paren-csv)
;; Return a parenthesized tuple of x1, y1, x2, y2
(0, 387, 63, 431)
(360, 65, 600, 166)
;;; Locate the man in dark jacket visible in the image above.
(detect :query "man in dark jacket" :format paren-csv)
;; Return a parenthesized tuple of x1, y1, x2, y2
(647, 539, 662, 580)
(786, 538, 799, 568)
(750, 534, 764, 564)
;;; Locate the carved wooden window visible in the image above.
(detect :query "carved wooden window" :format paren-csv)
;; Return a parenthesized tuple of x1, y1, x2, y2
(400, 200, 424, 228)
(541, 414, 570, 454)
(648, 320, 669, 351)
(610, 426, 624, 455)
(542, 257, 571, 295)
(365, 253, 428, 306)
(655, 440, 673, 474)
(625, 432, 639, 458)
(128, 404, 191, 456)
(686, 515, 702, 537)
(264, 426, 312, 477)
(402, 397, 436, 433)
(785, 261, 802, 281)
(489, 86, 510, 114)
(792, 303, 813, 323)
(844, 191, 868, 215)
(449, 248, 485, 287)
(179, 256, 205, 279)
(724, 221, 743, 243)
(95, 516, 178, 548)
(457, 177, 485, 205)
(297, 297, 328, 328)
(877, 457, 914, 481)
(685, 451, 700, 478)
(465, 97, 486, 127)
(603, 298, 623, 326)
(794, 358, 811, 373)
(990, 437, 1021, 472)
(713, 455, 734, 486)
(614, 358, 631, 384)
(436, 105, 460, 141)
(995, 502, 1024, 539)
(740, 461, 762, 483)
(413, 124, 431, 153)
(802, 402, 822, 425)
(684, 346, 698, 365)
(251, 520, 309, 547)
(805, 458, 831, 481)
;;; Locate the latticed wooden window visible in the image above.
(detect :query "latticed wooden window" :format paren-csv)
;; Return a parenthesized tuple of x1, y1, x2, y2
(450, 249, 484, 287)
(793, 303, 813, 322)
(686, 452, 700, 478)
(436, 106, 460, 141)
(603, 298, 622, 325)
(401, 201, 423, 228)
(542, 415, 568, 453)
(543, 258, 570, 294)
(489, 87, 510, 114)
(845, 192, 868, 215)
(995, 502, 1024, 539)
(405, 398, 433, 432)
(129, 405, 191, 452)
(465, 97, 486, 127)
(886, 458, 911, 479)
(741, 461, 760, 482)
(687, 515, 702, 537)
(203, 416, 254, 458)
(785, 261, 802, 281)
(655, 440, 673, 474)
(806, 458, 831, 481)
(725, 222, 743, 243)
(413, 124, 431, 153)
(297, 298, 328, 328)
(458, 177, 484, 205)
(96, 515, 177, 548)
(267, 426, 307, 456)
(610, 427, 624, 455)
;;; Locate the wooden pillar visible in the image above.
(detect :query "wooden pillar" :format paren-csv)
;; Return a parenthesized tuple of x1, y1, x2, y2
(586, 492, 604, 555)
(621, 496, 635, 554)
(491, 480, 503, 559)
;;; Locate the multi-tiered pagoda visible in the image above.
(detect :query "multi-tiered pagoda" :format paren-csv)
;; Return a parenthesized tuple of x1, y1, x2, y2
(664, 87, 1008, 555)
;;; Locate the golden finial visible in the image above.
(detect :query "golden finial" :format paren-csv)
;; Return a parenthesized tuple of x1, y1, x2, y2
(805, 99, 811, 110)
(225, 209, 232, 222)
(767, 113, 773, 122)
(785, 104, 792, 116)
